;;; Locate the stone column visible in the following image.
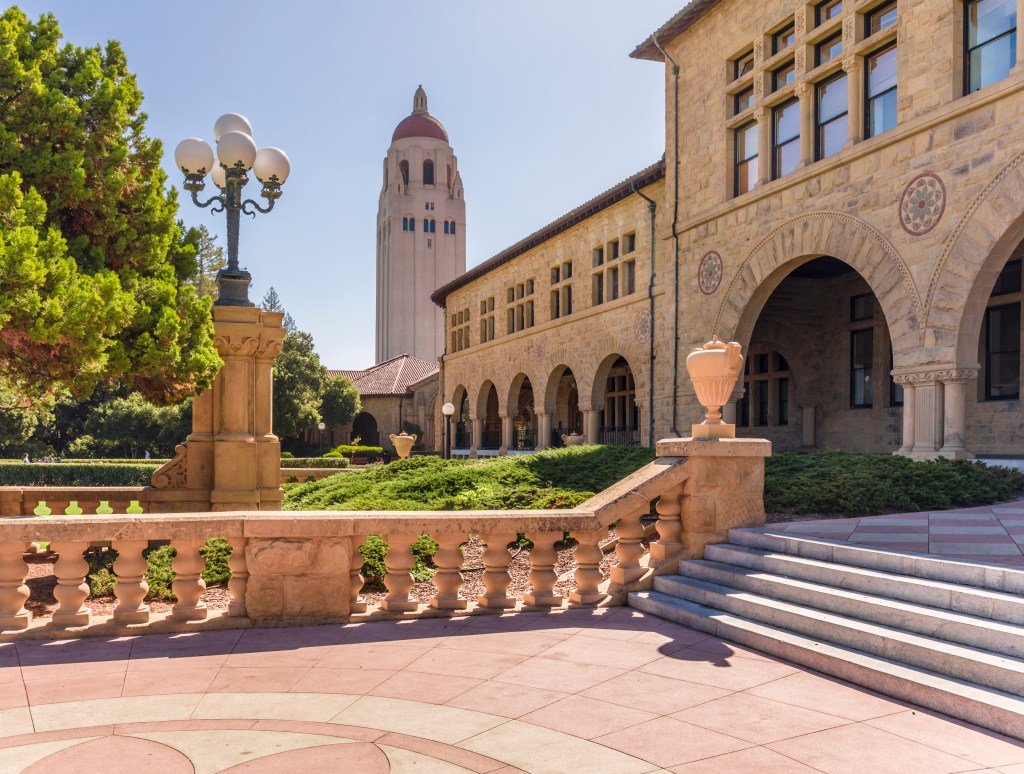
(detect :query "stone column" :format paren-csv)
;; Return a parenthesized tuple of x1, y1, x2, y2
(255, 313, 285, 510)
(909, 375, 944, 459)
(844, 56, 864, 147)
(500, 414, 513, 455)
(754, 107, 771, 186)
(894, 376, 916, 455)
(536, 411, 551, 450)
(580, 404, 601, 445)
(938, 369, 977, 459)
(797, 82, 814, 167)
(657, 438, 773, 559)
(470, 417, 481, 458)
(800, 405, 816, 448)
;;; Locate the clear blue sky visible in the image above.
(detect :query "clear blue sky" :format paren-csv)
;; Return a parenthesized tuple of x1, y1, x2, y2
(16, 1, 679, 369)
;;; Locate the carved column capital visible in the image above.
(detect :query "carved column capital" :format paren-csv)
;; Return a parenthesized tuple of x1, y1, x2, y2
(214, 334, 261, 358)
(935, 369, 979, 384)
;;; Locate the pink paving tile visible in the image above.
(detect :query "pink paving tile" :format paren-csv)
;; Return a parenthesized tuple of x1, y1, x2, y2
(848, 541, 930, 550)
(865, 710, 1024, 768)
(367, 669, 482, 704)
(404, 644, 527, 679)
(0, 725, 115, 749)
(744, 671, 907, 720)
(222, 645, 331, 669)
(206, 666, 311, 693)
(594, 716, 752, 768)
(19, 659, 129, 681)
(437, 627, 573, 657)
(669, 746, 820, 773)
(492, 655, 627, 693)
(929, 534, 1016, 543)
(128, 629, 243, 658)
(16, 639, 132, 665)
(929, 519, 1004, 527)
(290, 667, 395, 694)
(767, 721, 987, 774)
(638, 651, 798, 691)
(126, 653, 231, 672)
(0, 644, 18, 667)
(23, 735, 194, 774)
(682, 636, 778, 662)
(0, 680, 28, 709)
(251, 718, 385, 741)
(519, 694, 658, 739)
(852, 525, 931, 534)
(234, 625, 350, 650)
(580, 670, 733, 715)
(0, 665, 23, 684)
(218, 741, 390, 773)
(120, 667, 219, 697)
(24, 673, 124, 705)
(535, 632, 666, 670)
(671, 692, 850, 744)
(114, 719, 255, 734)
(444, 679, 570, 718)
(318, 642, 433, 670)
(375, 731, 510, 773)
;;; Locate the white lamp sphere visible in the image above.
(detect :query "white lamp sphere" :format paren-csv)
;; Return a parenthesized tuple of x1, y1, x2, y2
(210, 163, 226, 189)
(317, 422, 326, 431)
(213, 113, 253, 141)
(217, 130, 258, 170)
(254, 147, 291, 184)
(174, 137, 214, 176)
(441, 402, 455, 417)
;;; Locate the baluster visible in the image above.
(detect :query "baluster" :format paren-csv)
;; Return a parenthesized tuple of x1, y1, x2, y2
(0, 542, 31, 630)
(50, 541, 90, 627)
(96, 501, 114, 515)
(33, 501, 51, 516)
(569, 529, 606, 606)
(430, 533, 467, 610)
(126, 501, 143, 514)
(227, 537, 248, 617)
(477, 532, 516, 609)
(651, 486, 684, 562)
(171, 538, 207, 621)
(64, 501, 83, 516)
(350, 536, 367, 614)
(112, 540, 150, 624)
(381, 534, 418, 612)
(611, 507, 646, 585)
(524, 531, 562, 609)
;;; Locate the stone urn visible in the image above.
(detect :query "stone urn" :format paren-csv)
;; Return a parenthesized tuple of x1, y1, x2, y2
(389, 432, 417, 460)
(562, 432, 587, 446)
(686, 336, 744, 439)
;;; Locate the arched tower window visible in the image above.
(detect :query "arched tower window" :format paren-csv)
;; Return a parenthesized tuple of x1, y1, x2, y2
(399, 160, 409, 186)
(450, 221, 456, 235)
(423, 159, 435, 185)
(430, 219, 436, 233)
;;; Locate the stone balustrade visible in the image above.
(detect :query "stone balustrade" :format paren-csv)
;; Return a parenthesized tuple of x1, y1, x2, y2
(0, 439, 769, 639)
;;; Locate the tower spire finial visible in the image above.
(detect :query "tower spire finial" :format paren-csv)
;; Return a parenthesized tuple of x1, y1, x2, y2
(413, 85, 428, 115)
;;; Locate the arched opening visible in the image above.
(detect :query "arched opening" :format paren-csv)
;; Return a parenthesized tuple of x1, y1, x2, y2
(509, 375, 536, 451)
(546, 365, 581, 446)
(399, 160, 409, 187)
(451, 386, 470, 449)
(592, 355, 640, 445)
(735, 256, 901, 452)
(478, 383, 501, 451)
(351, 412, 379, 447)
(423, 159, 434, 185)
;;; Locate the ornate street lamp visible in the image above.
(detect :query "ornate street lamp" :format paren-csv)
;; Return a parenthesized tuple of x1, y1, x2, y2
(441, 402, 455, 460)
(174, 114, 290, 306)
(317, 421, 326, 455)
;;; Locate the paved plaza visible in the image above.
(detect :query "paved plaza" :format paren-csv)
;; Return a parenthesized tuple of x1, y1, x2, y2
(765, 500, 1024, 566)
(1, 605, 1022, 773)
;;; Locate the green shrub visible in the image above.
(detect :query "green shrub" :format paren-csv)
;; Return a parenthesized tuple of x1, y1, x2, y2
(281, 457, 350, 469)
(764, 452, 1024, 516)
(82, 538, 234, 601)
(281, 451, 295, 459)
(0, 463, 157, 487)
(326, 444, 384, 461)
(358, 534, 439, 588)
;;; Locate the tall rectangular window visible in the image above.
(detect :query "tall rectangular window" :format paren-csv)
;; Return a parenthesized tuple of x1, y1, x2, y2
(592, 247, 604, 267)
(625, 260, 636, 295)
(609, 266, 620, 301)
(755, 380, 769, 425)
(735, 49, 755, 80)
(735, 121, 759, 195)
(563, 285, 573, 315)
(551, 290, 560, 319)
(777, 378, 790, 425)
(735, 86, 755, 113)
(593, 273, 604, 305)
(773, 22, 796, 54)
(967, 0, 1017, 93)
(817, 0, 842, 26)
(866, 0, 898, 35)
(773, 100, 800, 179)
(851, 329, 874, 407)
(985, 303, 1021, 399)
(816, 73, 849, 160)
(816, 32, 843, 66)
(773, 61, 796, 92)
(866, 44, 898, 137)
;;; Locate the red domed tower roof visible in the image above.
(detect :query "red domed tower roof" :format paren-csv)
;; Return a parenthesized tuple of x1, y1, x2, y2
(392, 85, 449, 143)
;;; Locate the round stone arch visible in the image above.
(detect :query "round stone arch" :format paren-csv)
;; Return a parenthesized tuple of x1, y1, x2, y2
(587, 352, 644, 411)
(538, 346, 586, 413)
(576, 337, 649, 411)
(475, 380, 499, 420)
(924, 152, 1024, 365)
(507, 371, 541, 418)
(712, 212, 922, 369)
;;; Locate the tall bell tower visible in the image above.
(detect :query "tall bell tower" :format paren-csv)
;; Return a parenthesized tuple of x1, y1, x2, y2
(376, 86, 466, 364)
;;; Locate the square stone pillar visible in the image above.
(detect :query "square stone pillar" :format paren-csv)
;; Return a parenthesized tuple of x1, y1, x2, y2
(536, 411, 551, 450)
(581, 405, 601, 445)
(245, 536, 352, 623)
(938, 369, 978, 459)
(500, 415, 513, 455)
(657, 437, 772, 559)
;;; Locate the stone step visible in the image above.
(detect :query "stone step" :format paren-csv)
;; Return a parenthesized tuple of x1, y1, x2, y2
(729, 529, 1024, 595)
(628, 590, 1024, 742)
(704, 543, 1024, 625)
(652, 574, 1024, 695)
(678, 559, 1024, 657)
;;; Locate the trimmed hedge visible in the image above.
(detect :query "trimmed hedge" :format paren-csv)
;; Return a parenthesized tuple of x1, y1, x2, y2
(281, 457, 350, 469)
(325, 444, 384, 461)
(764, 452, 1024, 516)
(0, 463, 158, 487)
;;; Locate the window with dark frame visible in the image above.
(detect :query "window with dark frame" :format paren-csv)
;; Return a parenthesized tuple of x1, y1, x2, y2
(985, 303, 1021, 400)
(866, 0, 898, 35)
(735, 49, 755, 79)
(624, 233, 636, 253)
(890, 351, 904, 406)
(773, 100, 800, 179)
(866, 44, 898, 137)
(735, 121, 759, 195)
(966, 0, 1018, 93)
(851, 329, 874, 407)
(816, 72, 849, 160)
(816, 31, 843, 66)
(993, 259, 1023, 295)
(739, 349, 791, 427)
(735, 85, 755, 113)
(817, 0, 842, 26)
(851, 293, 875, 321)
(773, 61, 796, 91)
(773, 22, 796, 54)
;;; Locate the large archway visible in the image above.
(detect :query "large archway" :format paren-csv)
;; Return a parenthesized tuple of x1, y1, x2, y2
(508, 373, 537, 451)
(351, 412, 379, 446)
(477, 382, 501, 451)
(591, 355, 640, 445)
(451, 385, 470, 450)
(544, 365, 581, 446)
(732, 256, 903, 453)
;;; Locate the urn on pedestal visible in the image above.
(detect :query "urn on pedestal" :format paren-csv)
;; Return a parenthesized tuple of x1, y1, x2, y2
(686, 336, 744, 439)
(389, 432, 417, 460)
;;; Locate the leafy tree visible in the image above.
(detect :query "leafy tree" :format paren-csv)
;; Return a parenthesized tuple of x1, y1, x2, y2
(182, 223, 225, 299)
(68, 392, 191, 458)
(321, 376, 360, 427)
(261, 286, 295, 332)
(0, 8, 219, 411)
(273, 330, 328, 440)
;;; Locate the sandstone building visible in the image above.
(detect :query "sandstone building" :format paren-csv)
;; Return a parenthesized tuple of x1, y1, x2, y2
(433, 0, 1023, 459)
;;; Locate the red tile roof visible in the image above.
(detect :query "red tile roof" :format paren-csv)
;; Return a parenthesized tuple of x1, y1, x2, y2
(328, 354, 438, 397)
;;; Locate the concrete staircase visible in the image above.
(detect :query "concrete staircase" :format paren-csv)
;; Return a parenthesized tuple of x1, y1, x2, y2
(629, 529, 1024, 740)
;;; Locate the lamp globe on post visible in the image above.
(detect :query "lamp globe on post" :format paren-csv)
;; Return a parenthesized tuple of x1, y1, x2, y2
(441, 402, 456, 460)
(317, 421, 326, 455)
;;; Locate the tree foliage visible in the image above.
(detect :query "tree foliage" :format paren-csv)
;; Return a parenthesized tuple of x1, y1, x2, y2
(182, 223, 225, 299)
(321, 375, 360, 427)
(68, 392, 191, 458)
(0, 8, 219, 410)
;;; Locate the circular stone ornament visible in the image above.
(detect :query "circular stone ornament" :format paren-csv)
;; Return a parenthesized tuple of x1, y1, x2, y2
(698, 251, 724, 295)
(635, 309, 652, 344)
(899, 173, 946, 236)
